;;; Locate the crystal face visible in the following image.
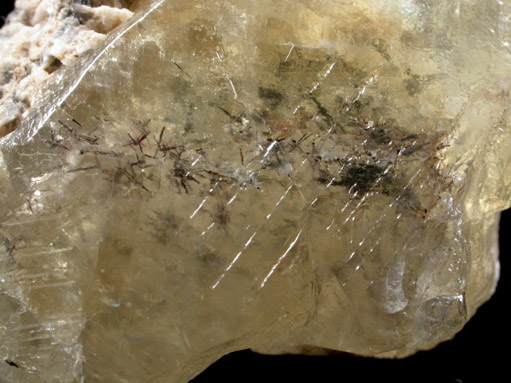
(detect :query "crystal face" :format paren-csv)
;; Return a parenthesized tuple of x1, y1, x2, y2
(1, 0, 510, 382)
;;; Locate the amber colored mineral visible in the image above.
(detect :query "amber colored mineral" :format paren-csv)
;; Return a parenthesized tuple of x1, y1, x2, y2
(1, 0, 510, 382)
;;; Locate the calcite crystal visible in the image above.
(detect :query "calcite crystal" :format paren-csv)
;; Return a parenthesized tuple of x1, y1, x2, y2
(1, 0, 510, 381)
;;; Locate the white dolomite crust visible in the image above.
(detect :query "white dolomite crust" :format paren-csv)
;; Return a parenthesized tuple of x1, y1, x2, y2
(0, 0, 136, 137)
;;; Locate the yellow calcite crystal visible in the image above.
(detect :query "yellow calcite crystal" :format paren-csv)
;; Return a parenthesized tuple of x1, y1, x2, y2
(1, 0, 510, 381)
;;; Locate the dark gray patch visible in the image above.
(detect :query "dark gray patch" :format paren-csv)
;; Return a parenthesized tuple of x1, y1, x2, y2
(310, 96, 335, 126)
(258, 87, 284, 108)
(0, 70, 13, 86)
(4, 359, 19, 368)
(405, 74, 422, 96)
(44, 57, 63, 74)
(370, 126, 391, 145)
(339, 164, 383, 195)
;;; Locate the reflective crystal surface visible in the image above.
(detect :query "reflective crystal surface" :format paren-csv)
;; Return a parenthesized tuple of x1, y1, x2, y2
(1, 0, 510, 382)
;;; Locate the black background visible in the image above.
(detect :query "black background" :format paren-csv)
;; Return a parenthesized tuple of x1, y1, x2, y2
(1, 1, 509, 382)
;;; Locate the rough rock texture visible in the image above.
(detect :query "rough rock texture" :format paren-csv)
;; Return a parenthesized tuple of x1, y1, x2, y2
(0, 0, 144, 138)
(0, 0, 510, 382)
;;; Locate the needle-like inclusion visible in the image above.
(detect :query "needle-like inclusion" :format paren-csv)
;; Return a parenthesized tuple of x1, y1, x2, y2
(1, 0, 510, 382)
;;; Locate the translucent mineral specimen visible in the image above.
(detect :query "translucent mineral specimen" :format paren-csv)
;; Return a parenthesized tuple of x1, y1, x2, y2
(1, 0, 510, 381)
